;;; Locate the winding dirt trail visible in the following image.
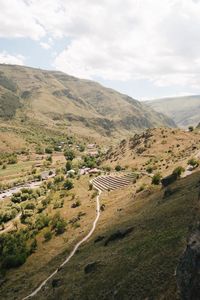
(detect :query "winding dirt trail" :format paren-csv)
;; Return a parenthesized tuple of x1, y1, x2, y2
(22, 188, 101, 300)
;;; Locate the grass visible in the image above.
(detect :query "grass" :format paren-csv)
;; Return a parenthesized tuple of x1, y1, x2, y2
(0, 161, 35, 178)
(18, 171, 200, 300)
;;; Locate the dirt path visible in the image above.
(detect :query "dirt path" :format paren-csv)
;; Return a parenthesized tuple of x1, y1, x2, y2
(22, 188, 101, 300)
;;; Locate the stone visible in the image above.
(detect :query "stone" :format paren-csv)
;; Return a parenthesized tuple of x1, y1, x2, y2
(176, 229, 200, 299)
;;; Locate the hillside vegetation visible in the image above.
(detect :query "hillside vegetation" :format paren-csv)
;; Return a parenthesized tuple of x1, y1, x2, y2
(105, 127, 200, 178)
(1, 170, 199, 299)
(145, 96, 200, 128)
(0, 64, 175, 146)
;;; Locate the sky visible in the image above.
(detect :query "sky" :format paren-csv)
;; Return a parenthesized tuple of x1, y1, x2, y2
(0, 0, 200, 100)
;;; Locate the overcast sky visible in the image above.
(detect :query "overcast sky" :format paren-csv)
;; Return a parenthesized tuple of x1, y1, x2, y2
(0, 0, 200, 100)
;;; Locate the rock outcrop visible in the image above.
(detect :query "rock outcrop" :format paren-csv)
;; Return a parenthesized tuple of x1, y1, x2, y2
(176, 229, 200, 300)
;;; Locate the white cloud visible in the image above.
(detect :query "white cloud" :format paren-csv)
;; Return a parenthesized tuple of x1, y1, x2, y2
(0, 0, 45, 40)
(50, 0, 200, 88)
(1, 0, 200, 90)
(0, 51, 25, 65)
(40, 42, 51, 49)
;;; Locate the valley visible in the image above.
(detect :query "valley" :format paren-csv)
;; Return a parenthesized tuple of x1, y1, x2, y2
(0, 65, 200, 300)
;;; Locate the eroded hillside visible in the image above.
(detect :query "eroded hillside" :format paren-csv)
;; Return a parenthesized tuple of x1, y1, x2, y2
(0, 64, 176, 143)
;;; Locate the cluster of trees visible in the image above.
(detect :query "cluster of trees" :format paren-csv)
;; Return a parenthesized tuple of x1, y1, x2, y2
(11, 187, 47, 204)
(0, 229, 36, 274)
(0, 153, 18, 168)
(83, 155, 97, 168)
(0, 206, 20, 225)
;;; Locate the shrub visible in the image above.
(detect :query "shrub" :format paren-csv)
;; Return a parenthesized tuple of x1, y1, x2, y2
(79, 144, 85, 152)
(46, 155, 52, 163)
(146, 166, 153, 174)
(71, 200, 81, 208)
(66, 161, 72, 171)
(64, 149, 75, 161)
(24, 203, 35, 210)
(45, 147, 53, 154)
(64, 179, 74, 190)
(51, 212, 67, 234)
(8, 155, 17, 164)
(188, 158, 199, 168)
(115, 165, 122, 172)
(55, 220, 66, 234)
(152, 173, 161, 185)
(53, 199, 64, 209)
(54, 175, 64, 184)
(43, 230, 52, 241)
(172, 166, 185, 177)
(35, 146, 44, 154)
(35, 214, 50, 230)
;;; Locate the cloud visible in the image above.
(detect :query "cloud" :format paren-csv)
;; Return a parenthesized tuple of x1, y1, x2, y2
(0, 51, 25, 65)
(1, 0, 200, 90)
(0, 0, 45, 40)
(52, 0, 200, 88)
(40, 42, 51, 49)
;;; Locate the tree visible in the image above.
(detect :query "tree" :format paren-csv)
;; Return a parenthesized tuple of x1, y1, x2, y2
(45, 147, 53, 154)
(64, 179, 74, 190)
(172, 166, 185, 177)
(66, 161, 72, 171)
(64, 149, 75, 161)
(51, 212, 67, 234)
(115, 165, 122, 172)
(152, 173, 161, 185)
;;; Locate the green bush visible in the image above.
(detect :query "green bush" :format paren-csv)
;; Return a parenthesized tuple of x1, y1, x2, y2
(146, 166, 153, 174)
(66, 161, 72, 171)
(45, 147, 53, 154)
(64, 149, 75, 161)
(0, 231, 29, 271)
(54, 175, 64, 184)
(43, 230, 52, 241)
(83, 155, 96, 168)
(188, 158, 199, 167)
(115, 165, 122, 172)
(63, 179, 74, 190)
(51, 212, 67, 234)
(35, 214, 50, 230)
(172, 166, 185, 177)
(152, 173, 161, 185)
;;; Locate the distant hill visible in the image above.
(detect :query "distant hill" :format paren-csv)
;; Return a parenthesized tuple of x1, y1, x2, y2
(0, 64, 176, 141)
(145, 96, 200, 128)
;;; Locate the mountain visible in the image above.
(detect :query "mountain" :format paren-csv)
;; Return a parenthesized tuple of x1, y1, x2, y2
(145, 96, 200, 128)
(0, 64, 176, 142)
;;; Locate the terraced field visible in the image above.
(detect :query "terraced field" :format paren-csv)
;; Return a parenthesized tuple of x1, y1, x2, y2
(92, 173, 135, 191)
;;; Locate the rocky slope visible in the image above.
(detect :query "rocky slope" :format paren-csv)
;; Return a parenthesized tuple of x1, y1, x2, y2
(145, 96, 200, 128)
(0, 64, 176, 140)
